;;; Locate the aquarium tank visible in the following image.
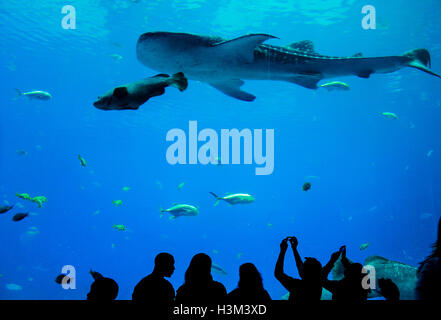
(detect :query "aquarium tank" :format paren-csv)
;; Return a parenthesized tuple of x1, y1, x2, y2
(0, 0, 440, 301)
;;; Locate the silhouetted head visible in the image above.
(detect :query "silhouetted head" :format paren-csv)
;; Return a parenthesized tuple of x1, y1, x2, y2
(301, 258, 322, 281)
(378, 278, 400, 301)
(238, 263, 264, 290)
(185, 253, 212, 285)
(154, 252, 175, 277)
(87, 277, 119, 301)
(344, 262, 364, 281)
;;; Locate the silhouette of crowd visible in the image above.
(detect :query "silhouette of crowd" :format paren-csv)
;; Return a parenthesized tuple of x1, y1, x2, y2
(84, 218, 441, 305)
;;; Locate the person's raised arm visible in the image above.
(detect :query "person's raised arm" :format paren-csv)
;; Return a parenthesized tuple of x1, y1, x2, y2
(340, 245, 351, 269)
(322, 247, 342, 280)
(275, 238, 289, 281)
(274, 238, 291, 290)
(289, 237, 304, 278)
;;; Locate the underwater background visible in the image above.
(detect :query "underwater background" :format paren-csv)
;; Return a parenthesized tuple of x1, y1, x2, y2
(0, 0, 440, 300)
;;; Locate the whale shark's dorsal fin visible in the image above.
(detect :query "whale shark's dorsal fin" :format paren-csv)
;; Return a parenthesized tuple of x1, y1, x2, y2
(213, 34, 278, 63)
(287, 40, 315, 53)
(209, 79, 256, 101)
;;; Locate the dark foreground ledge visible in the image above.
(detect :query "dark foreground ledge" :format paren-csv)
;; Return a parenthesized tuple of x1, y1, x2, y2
(0, 300, 436, 319)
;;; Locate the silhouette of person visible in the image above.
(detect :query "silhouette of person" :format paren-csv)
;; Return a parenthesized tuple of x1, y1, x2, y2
(228, 263, 271, 303)
(87, 269, 119, 301)
(416, 217, 441, 300)
(275, 237, 324, 302)
(175, 253, 227, 304)
(132, 252, 175, 308)
(378, 278, 400, 301)
(322, 246, 370, 302)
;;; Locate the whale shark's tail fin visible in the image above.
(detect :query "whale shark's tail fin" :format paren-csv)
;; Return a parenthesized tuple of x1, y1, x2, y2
(403, 49, 441, 78)
(209, 192, 221, 206)
(169, 72, 188, 91)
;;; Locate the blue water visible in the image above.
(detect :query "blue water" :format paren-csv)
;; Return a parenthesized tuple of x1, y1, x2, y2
(0, 0, 440, 300)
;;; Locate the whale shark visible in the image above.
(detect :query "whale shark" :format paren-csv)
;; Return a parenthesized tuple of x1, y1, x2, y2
(136, 32, 441, 101)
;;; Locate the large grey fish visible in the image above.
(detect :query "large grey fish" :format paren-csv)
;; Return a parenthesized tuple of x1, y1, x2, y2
(93, 72, 187, 110)
(136, 32, 441, 101)
(331, 255, 418, 300)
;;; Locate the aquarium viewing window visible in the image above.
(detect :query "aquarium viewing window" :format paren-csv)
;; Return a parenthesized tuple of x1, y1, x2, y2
(0, 0, 440, 316)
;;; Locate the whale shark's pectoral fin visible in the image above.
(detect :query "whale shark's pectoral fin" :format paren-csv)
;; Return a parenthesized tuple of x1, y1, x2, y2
(286, 73, 322, 89)
(356, 70, 373, 78)
(213, 34, 278, 63)
(209, 80, 256, 101)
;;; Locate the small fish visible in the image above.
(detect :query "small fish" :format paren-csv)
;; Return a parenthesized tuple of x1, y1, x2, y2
(302, 182, 311, 191)
(209, 192, 255, 206)
(212, 249, 219, 254)
(381, 112, 399, 120)
(15, 89, 52, 100)
(55, 274, 71, 285)
(113, 224, 126, 231)
(16, 193, 31, 200)
(122, 186, 131, 192)
(110, 53, 123, 61)
(12, 213, 29, 221)
(93, 72, 188, 111)
(16, 149, 28, 156)
(6, 283, 22, 291)
(112, 200, 122, 207)
(26, 226, 39, 236)
(78, 155, 87, 167)
(360, 242, 370, 251)
(0, 204, 14, 214)
(211, 263, 227, 276)
(160, 204, 199, 219)
(319, 81, 350, 91)
(177, 182, 185, 190)
(267, 223, 273, 228)
(427, 149, 434, 157)
(210, 156, 222, 166)
(237, 252, 243, 259)
(31, 196, 47, 208)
